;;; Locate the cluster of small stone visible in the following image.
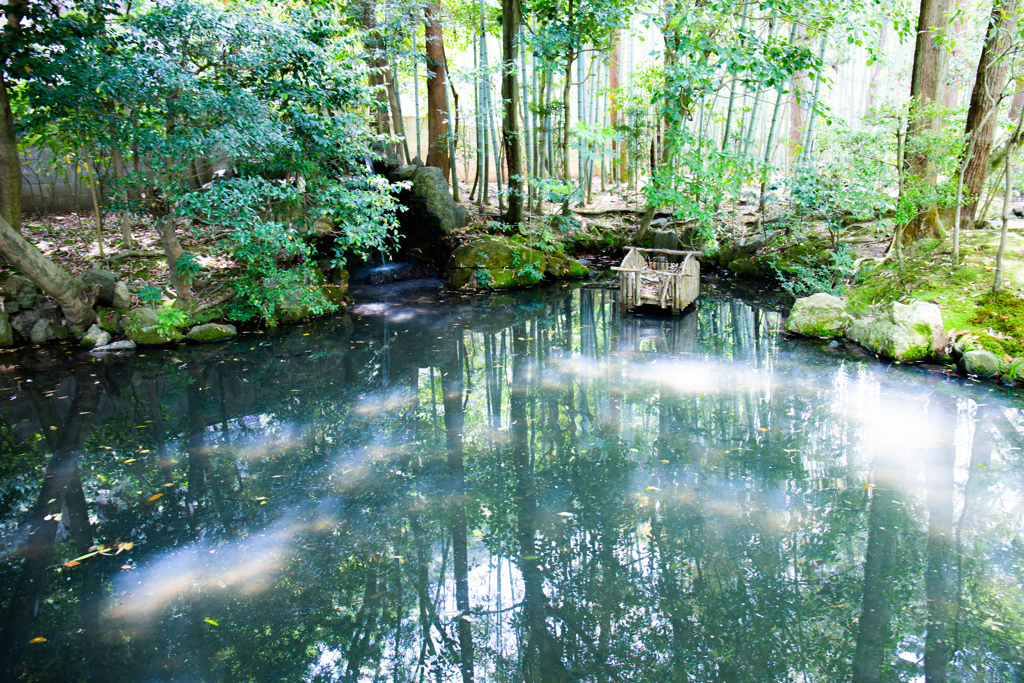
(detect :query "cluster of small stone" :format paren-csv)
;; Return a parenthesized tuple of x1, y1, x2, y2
(1, 267, 237, 352)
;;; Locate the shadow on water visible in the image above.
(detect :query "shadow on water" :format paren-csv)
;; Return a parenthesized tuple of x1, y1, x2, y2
(0, 284, 1023, 681)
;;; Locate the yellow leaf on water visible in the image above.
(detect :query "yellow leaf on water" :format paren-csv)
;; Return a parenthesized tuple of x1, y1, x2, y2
(204, 619, 219, 626)
(29, 637, 46, 644)
(146, 493, 163, 503)
(660, 460, 670, 464)
(124, 459, 137, 464)
(784, 449, 797, 453)
(645, 486, 661, 491)
(758, 428, 768, 432)
(49, 426, 57, 431)
(259, 501, 267, 505)
(864, 484, 874, 489)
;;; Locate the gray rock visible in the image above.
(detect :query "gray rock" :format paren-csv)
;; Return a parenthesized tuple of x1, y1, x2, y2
(112, 282, 131, 310)
(80, 324, 111, 349)
(185, 323, 237, 343)
(453, 204, 469, 229)
(394, 164, 418, 180)
(11, 310, 39, 339)
(394, 166, 467, 263)
(0, 307, 12, 347)
(785, 293, 852, 338)
(958, 349, 1001, 378)
(82, 268, 117, 305)
(847, 300, 948, 361)
(650, 230, 682, 254)
(123, 307, 183, 345)
(92, 340, 137, 353)
(36, 301, 59, 321)
(29, 318, 53, 344)
(3, 274, 35, 299)
(3, 300, 18, 315)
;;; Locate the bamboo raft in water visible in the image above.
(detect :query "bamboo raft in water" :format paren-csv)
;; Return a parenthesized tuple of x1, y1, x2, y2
(612, 247, 700, 314)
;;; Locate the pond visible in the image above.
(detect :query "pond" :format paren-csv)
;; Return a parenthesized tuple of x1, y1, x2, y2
(0, 282, 1022, 682)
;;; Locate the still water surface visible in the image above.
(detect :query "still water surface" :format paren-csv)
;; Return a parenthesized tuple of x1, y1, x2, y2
(0, 283, 1022, 682)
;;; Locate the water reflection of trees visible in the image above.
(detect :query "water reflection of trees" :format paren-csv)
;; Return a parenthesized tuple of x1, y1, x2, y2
(0, 289, 1022, 681)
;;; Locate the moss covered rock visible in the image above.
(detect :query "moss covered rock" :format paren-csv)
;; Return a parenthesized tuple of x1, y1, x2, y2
(95, 306, 121, 334)
(185, 323, 237, 343)
(446, 236, 589, 290)
(958, 349, 1001, 378)
(124, 307, 184, 345)
(785, 293, 852, 338)
(847, 300, 947, 361)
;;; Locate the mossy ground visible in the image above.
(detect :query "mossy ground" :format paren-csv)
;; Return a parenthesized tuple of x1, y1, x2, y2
(844, 222, 1024, 360)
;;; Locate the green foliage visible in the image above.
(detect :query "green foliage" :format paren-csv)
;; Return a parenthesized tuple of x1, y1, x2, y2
(137, 286, 163, 304)
(511, 247, 544, 284)
(473, 264, 494, 288)
(154, 306, 189, 337)
(20, 0, 400, 325)
(175, 252, 202, 279)
(772, 245, 855, 298)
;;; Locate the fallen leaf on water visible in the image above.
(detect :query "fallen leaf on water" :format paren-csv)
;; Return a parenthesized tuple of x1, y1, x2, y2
(784, 449, 798, 453)
(645, 486, 661, 491)
(123, 459, 137, 464)
(204, 619, 219, 626)
(864, 484, 875, 489)
(63, 561, 80, 568)
(660, 459, 670, 464)
(146, 493, 163, 503)
(255, 497, 268, 501)
(557, 512, 574, 518)
(758, 428, 768, 432)
(29, 637, 46, 644)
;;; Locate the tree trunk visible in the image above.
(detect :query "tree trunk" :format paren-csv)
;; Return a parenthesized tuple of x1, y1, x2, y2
(901, 0, 954, 242)
(993, 143, 1012, 292)
(424, 1, 451, 178)
(501, 0, 524, 225)
(155, 213, 191, 301)
(958, 0, 1019, 229)
(110, 144, 134, 248)
(0, 215, 94, 332)
(0, 72, 20, 233)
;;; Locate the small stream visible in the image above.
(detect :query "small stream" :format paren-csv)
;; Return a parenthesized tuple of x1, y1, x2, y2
(0, 282, 1021, 681)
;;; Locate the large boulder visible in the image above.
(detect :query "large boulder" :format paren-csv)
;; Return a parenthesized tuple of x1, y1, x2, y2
(785, 293, 852, 338)
(446, 236, 589, 290)
(185, 323, 237, 343)
(847, 300, 948, 361)
(124, 307, 183, 345)
(81, 268, 117, 306)
(394, 165, 469, 264)
(10, 310, 39, 340)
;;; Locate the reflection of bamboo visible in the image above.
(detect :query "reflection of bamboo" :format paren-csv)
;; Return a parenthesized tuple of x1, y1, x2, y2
(924, 417, 956, 682)
(851, 483, 899, 682)
(441, 332, 474, 682)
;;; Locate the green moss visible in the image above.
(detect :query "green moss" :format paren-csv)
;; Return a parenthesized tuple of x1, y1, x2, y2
(969, 291, 1024, 356)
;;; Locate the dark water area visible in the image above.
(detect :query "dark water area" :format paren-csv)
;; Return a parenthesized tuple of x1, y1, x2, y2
(0, 282, 1022, 682)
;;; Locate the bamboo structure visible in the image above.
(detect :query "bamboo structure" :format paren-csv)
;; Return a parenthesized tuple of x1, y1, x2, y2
(613, 248, 700, 314)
